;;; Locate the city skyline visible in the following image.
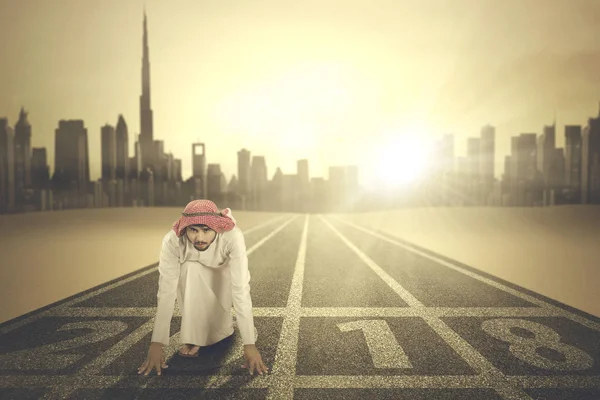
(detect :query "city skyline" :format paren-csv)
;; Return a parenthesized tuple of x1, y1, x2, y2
(3, 1, 600, 185)
(2, 4, 600, 215)
(3, 107, 599, 184)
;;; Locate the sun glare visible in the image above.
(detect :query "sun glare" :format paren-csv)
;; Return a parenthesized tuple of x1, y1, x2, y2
(376, 133, 433, 186)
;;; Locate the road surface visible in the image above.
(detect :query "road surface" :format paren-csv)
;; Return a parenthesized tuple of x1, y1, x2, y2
(0, 214, 599, 399)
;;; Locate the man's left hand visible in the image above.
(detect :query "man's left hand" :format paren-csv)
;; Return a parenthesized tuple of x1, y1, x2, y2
(242, 344, 269, 375)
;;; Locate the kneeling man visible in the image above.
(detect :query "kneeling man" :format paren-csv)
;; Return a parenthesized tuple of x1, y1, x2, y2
(138, 199, 268, 376)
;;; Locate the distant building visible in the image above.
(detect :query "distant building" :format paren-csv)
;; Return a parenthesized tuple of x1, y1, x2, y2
(564, 125, 582, 202)
(237, 148, 252, 201)
(582, 112, 600, 204)
(115, 115, 130, 188)
(53, 119, 90, 208)
(207, 163, 223, 202)
(0, 118, 15, 213)
(14, 108, 32, 207)
(480, 124, 495, 205)
(192, 143, 206, 199)
(251, 155, 268, 210)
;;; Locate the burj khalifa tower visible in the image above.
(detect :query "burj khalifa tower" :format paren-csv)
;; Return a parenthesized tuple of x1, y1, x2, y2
(139, 11, 155, 171)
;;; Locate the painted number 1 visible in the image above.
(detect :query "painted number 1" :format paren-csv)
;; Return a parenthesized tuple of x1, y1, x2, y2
(337, 319, 413, 369)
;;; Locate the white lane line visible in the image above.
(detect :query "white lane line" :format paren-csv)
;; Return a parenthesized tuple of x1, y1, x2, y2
(2, 374, 599, 390)
(6, 213, 598, 396)
(48, 306, 566, 319)
(293, 375, 489, 388)
(246, 215, 299, 255)
(508, 375, 600, 388)
(0, 267, 159, 336)
(331, 216, 600, 333)
(266, 214, 309, 400)
(320, 216, 534, 400)
(0, 214, 293, 336)
(321, 218, 423, 307)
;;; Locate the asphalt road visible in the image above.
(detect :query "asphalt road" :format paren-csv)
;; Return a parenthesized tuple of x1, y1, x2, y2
(0, 214, 599, 400)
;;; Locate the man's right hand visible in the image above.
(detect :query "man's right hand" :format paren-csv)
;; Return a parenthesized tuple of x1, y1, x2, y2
(138, 342, 168, 376)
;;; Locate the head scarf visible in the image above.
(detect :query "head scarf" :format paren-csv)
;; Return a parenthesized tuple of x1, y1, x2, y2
(172, 199, 236, 236)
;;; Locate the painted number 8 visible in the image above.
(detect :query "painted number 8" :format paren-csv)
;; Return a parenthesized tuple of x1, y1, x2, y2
(481, 318, 593, 371)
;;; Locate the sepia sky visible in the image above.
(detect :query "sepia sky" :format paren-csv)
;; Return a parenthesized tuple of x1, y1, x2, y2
(2, 0, 600, 186)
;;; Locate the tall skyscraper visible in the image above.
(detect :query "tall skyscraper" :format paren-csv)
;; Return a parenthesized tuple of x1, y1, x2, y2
(466, 137, 480, 205)
(551, 148, 565, 190)
(310, 177, 328, 212)
(101, 123, 117, 207)
(582, 112, 600, 204)
(132, 137, 142, 180)
(14, 108, 32, 200)
(101, 124, 117, 182)
(296, 159, 310, 212)
(479, 125, 495, 205)
(165, 152, 175, 181)
(269, 167, 284, 211)
(220, 172, 228, 192)
(510, 133, 537, 206)
(139, 11, 154, 170)
(466, 138, 480, 182)
(192, 143, 206, 199)
(297, 159, 309, 186)
(115, 115, 129, 184)
(251, 156, 267, 185)
(207, 163, 222, 201)
(174, 159, 182, 181)
(564, 125, 582, 194)
(537, 122, 556, 188)
(192, 143, 206, 177)
(502, 154, 512, 204)
(237, 148, 251, 197)
(479, 125, 495, 185)
(0, 118, 15, 213)
(251, 155, 267, 210)
(154, 140, 166, 183)
(31, 147, 50, 190)
(53, 120, 90, 198)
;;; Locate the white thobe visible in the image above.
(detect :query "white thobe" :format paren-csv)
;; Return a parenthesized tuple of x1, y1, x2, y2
(150, 226, 256, 347)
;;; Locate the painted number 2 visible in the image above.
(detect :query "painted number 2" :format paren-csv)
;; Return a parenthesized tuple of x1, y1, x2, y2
(0, 320, 128, 370)
(481, 318, 594, 371)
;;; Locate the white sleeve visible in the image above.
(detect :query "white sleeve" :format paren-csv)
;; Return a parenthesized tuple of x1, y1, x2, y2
(228, 228, 256, 345)
(150, 231, 180, 345)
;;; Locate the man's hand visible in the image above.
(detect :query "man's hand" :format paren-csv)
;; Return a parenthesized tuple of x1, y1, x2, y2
(138, 342, 168, 376)
(241, 344, 268, 375)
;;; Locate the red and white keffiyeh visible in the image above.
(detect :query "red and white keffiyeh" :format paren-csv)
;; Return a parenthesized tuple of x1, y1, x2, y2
(172, 199, 236, 236)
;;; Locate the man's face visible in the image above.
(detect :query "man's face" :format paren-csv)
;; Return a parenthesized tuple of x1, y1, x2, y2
(185, 225, 217, 251)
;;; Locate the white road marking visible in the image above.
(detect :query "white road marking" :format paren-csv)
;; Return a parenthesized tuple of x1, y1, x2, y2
(1, 374, 598, 390)
(321, 216, 535, 400)
(49, 306, 566, 319)
(0, 214, 292, 336)
(18, 215, 298, 400)
(1, 213, 598, 398)
(331, 216, 600, 333)
(265, 214, 309, 399)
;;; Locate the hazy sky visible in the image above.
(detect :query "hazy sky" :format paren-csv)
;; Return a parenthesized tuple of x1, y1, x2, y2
(2, 0, 600, 186)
